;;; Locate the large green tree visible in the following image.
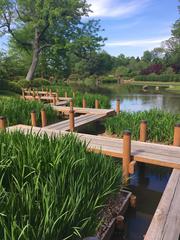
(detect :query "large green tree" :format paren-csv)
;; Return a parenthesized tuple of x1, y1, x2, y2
(0, 0, 104, 80)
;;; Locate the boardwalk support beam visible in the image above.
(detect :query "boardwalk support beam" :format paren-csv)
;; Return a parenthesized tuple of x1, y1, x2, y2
(116, 98, 120, 114)
(123, 130, 131, 183)
(140, 120, 147, 142)
(70, 100, 73, 109)
(95, 99, 99, 109)
(83, 98, 86, 108)
(173, 123, 180, 146)
(69, 109, 75, 132)
(31, 111, 37, 127)
(0, 116, 6, 130)
(41, 109, 47, 127)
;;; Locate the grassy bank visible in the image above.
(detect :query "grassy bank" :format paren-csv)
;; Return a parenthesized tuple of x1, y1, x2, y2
(105, 109, 180, 144)
(134, 74, 180, 82)
(165, 85, 180, 94)
(0, 97, 57, 126)
(130, 81, 180, 87)
(0, 131, 121, 239)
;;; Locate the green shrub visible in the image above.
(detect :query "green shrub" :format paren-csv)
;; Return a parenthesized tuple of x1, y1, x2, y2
(134, 74, 180, 82)
(32, 78, 51, 87)
(8, 81, 22, 94)
(105, 109, 180, 144)
(17, 79, 30, 88)
(0, 79, 8, 90)
(0, 131, 121, 239)
(0, 97, 57, 126)
(17, 78, 51, 88)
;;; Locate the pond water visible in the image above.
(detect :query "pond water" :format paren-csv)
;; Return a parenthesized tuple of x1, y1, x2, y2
(71, 83, 179, 240)
(109, 85, 180, 113)
(71, 83, 180, 113)
(111, 165, 171, 240)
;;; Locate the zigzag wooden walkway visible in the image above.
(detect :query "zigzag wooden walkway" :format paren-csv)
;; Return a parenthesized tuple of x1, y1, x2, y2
(52, 106, 115, 116)
(23, 95, 71, 105)
(7, 123, 180, 240)
(44, 113, 107, 131)
(7, 125, 180, 170)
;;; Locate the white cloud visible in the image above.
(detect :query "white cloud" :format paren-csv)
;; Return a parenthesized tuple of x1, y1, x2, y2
(87, 0, 150, 18)
(106, 37, 169, 47)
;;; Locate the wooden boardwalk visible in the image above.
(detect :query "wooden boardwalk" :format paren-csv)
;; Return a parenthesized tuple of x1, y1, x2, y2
(6, 123, 180, 239)
(7, 125, 180, 170)
(144, 169, 180, 240)
(52, 106, 115, 116)
(23, 95, 71, 104)
(44, 113, 107, 131)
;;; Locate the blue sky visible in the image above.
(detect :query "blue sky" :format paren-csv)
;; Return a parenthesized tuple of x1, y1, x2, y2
(0, 0, 179, 57)
(87, 0, 179, 57)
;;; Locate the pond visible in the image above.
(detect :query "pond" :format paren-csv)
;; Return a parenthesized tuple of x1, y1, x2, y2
(71, 83, 180, 113)
(71, 83, 179, 240)
(109, 85, 180, 113)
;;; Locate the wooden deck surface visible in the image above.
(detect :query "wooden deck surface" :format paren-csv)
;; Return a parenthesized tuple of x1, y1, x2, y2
(44, 113, 106, 131)
(24, 95, 71, 102)
(144, 169, 180, 240)
(52, 106, 115, 116)
(7, 125, 180, 170)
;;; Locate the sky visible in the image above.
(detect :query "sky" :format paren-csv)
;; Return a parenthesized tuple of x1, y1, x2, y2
(0, 0, 179, 57)
(87, 0, 179, 57)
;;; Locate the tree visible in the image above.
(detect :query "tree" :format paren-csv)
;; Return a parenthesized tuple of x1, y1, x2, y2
(0, 0, 104, 80)
(161, 1, 180, 67)
(141, 50, 153, 63)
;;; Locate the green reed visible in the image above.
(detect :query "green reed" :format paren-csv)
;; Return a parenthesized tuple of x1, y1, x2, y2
(41, 85, 110, 109)
(105, 109, 180, 144)
(0, 97, 57, 126)
(0, 131, 121, 240)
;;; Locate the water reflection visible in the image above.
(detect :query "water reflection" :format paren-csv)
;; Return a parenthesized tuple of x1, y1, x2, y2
(111, 165, 171, 240)
(111, 93, 180, 113)
(70, 83, 180, 113)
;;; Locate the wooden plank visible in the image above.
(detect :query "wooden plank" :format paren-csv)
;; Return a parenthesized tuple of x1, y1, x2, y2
(52, 106, 115, 116)
(45, 113, 106, 131)
(7, 125, 180, 170)
(144, 169, 180, 240)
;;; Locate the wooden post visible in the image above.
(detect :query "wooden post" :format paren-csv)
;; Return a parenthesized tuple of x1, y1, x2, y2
(95, 99, 99, 109)
(49, 89, 52, 96)
(70, 99, 73, 110)
(129, 160, 136, 174)
(130, 194, 137, 208)
(123, 130, 131, 184)
(41, 109, 47, 127)
(69, 109, 74, 132)
(140, 120, 147, 142)
(56, 92, 59, 101)
(82, 98, 86, 108)
(53, 95, 56, 105)
(173, 123, 180, 146)
(116, 215, 124, 231)
(116, 98, 120, 114)
(65, 91, 68, 98)
(31, 111, 37, 127)
(73, 92, 75, 98)
(0, 116, 6, 130)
